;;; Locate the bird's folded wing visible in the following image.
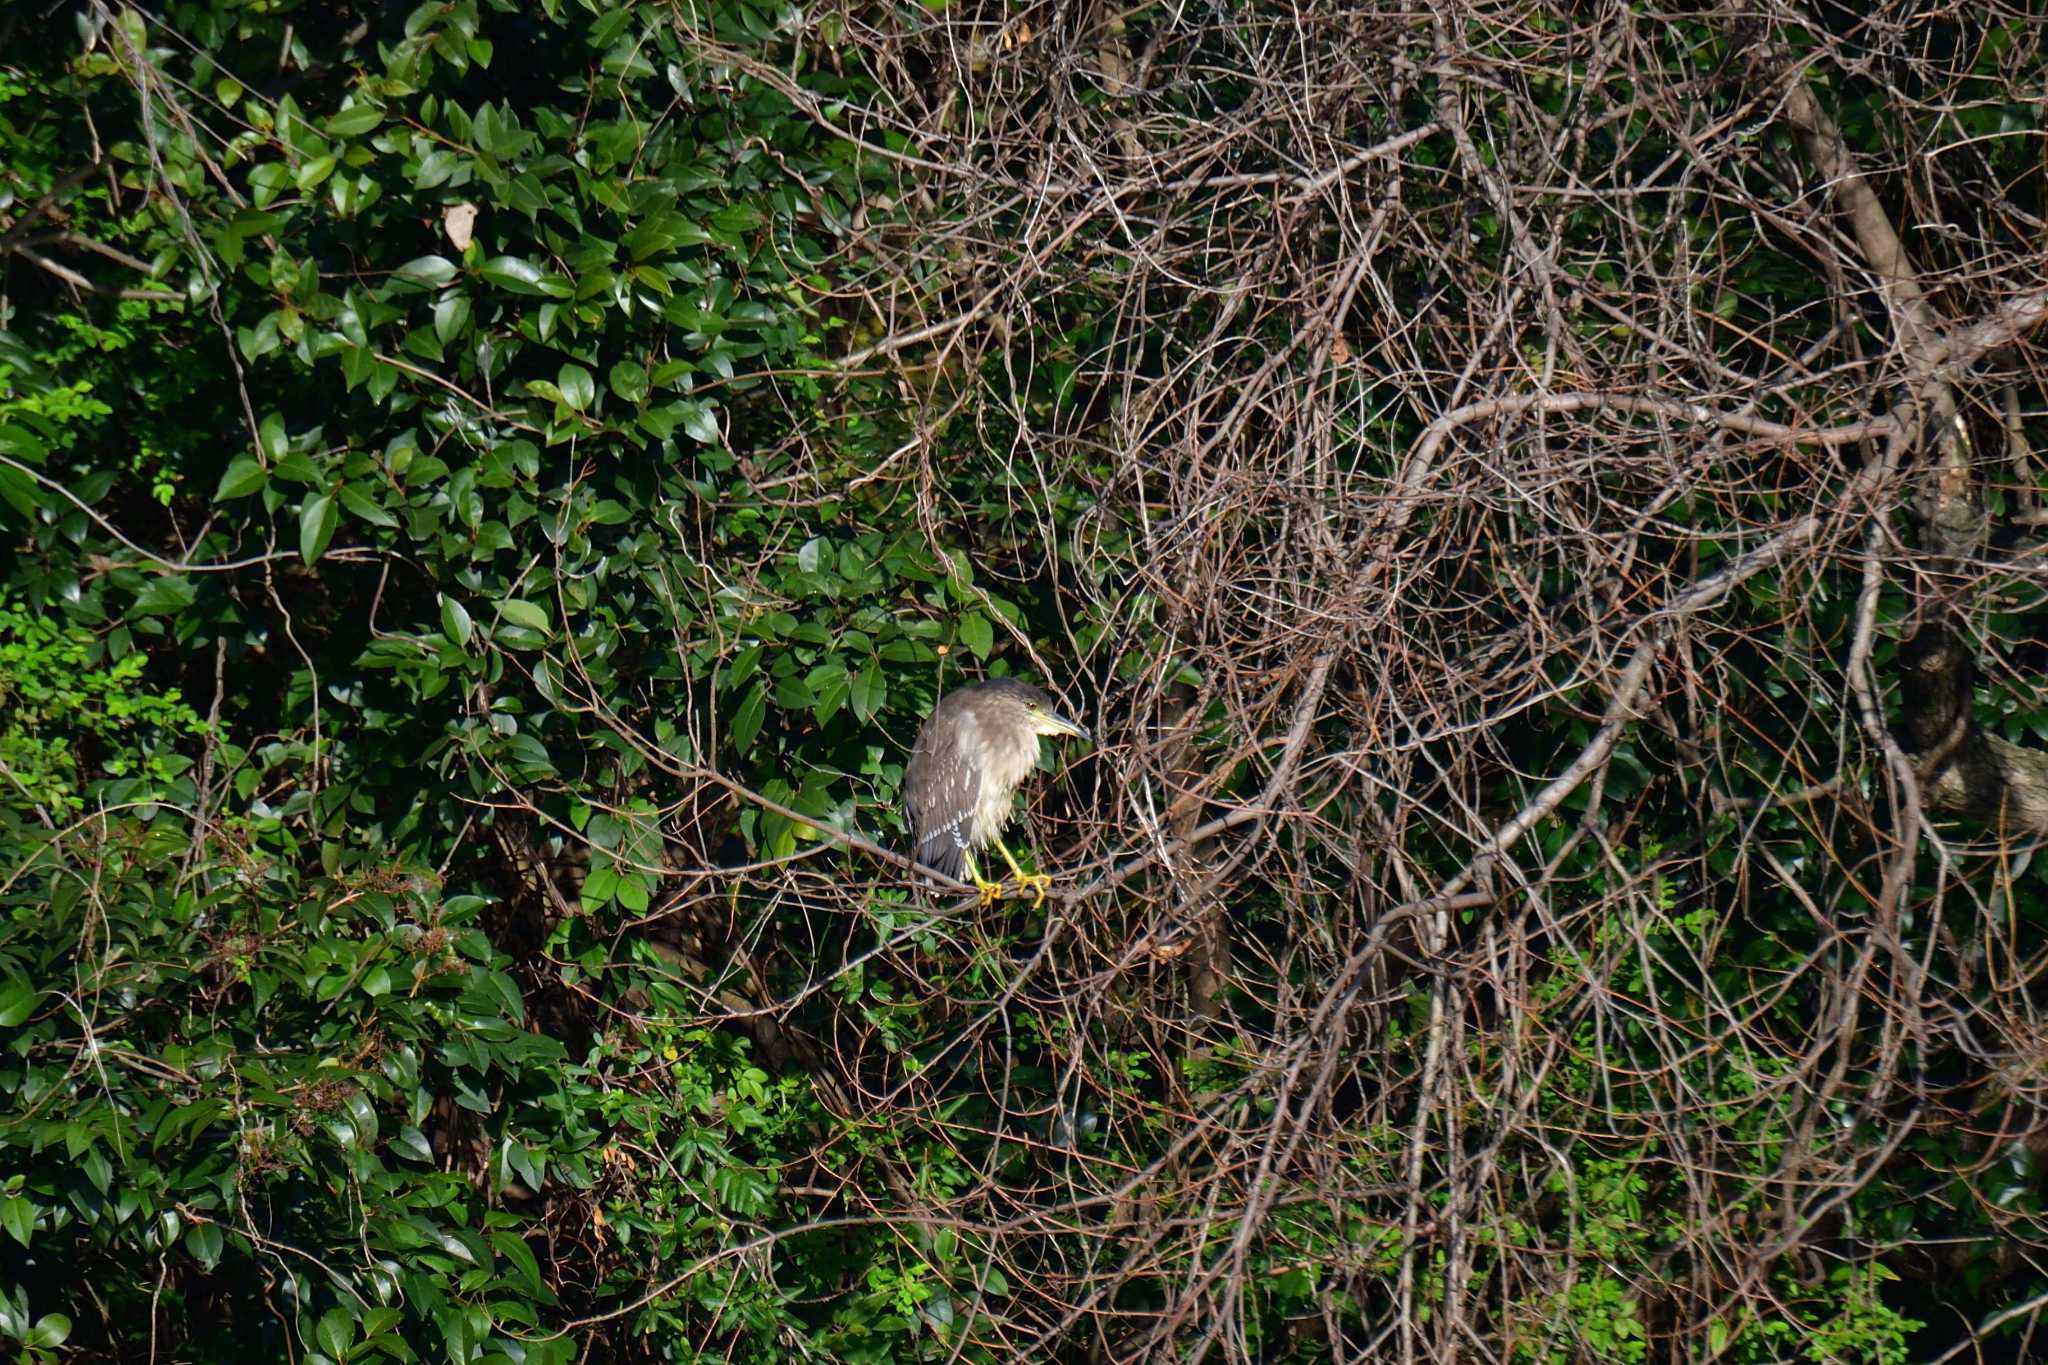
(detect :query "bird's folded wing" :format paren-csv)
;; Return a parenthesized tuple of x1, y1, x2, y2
(907, 724, 980, 881)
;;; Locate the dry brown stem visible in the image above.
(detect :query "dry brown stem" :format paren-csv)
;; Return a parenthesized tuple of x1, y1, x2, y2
(619, 2, 2048, 1357)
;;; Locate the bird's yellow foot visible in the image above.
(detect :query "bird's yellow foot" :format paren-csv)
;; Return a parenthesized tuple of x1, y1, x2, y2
(975, 877, 1005, 907)
(1016, 872, 1052, 907)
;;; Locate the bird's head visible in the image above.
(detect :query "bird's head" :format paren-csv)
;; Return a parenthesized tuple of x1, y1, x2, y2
(1024, 695, 1090, 742)
(980, 679, 1090, 742)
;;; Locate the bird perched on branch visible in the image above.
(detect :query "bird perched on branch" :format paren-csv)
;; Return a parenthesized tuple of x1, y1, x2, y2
(905, 679, 1089, 905)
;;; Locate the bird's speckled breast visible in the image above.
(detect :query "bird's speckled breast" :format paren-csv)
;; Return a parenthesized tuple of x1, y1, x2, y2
(960, 708, 1042, 846)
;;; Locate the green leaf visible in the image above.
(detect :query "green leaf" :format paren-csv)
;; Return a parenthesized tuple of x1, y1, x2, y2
(608, 360, 649, 404)
(0, 466, 42, 519)
(258, 411, 288, 461)
(294, 155, 337, 191)
(338, 484, 398, 528)
(580, 863, 618, 911)
(24, 1314, 69, 1350)
(557, 364, 594, 412)
(499, 598, 551, 632)
(679, 403, 719, 444)
(215, 454, 268, 501)
(299, 491, 339, 564)
(391, 255, 459, 290)
(850, 658, 885, 723)
(0, 1195, 32, 1247)
(492, 1230, 546, 1296)
(441, 594, 474, 647)
(325, 104, 384, 136)
(504, 733, 555, 772)
(479, 255, 571, 297)
(434, 291, 472, 345)
(393, 1127, 435, 1164)
(730, 680, 768, 753)
(775, 673, 815, 710)
(809, 661, 850, 726)
(317, 1308, 356, 1358)
(0, 419, 49, 464)
(131, 576, 197, 618)
(958, 611, 994, 660)
(184, 1222, 224, 1270)
(274, 451, 322, 484)
(248, 160, 291, 209)
(622, 211, 704, 260)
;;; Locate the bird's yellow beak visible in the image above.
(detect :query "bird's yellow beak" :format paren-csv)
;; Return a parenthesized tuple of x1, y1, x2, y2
(1034, 710, 1090, 742)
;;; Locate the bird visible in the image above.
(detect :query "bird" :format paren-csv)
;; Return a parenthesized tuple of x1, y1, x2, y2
(905, 678, 1089, 905)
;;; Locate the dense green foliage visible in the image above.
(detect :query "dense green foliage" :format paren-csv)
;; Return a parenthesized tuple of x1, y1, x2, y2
(0, 2, 917, 1358)
(4, 0, 2048, 1360)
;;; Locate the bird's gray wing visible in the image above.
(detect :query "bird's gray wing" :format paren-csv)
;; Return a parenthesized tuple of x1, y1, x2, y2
(906, 721, 979, 881)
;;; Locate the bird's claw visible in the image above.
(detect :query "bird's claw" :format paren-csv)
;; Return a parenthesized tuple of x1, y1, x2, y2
(1017, 872, 1052, 907)
(974, 877, 1005, 907)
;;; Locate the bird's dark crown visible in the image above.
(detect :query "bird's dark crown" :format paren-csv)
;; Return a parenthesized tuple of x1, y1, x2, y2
(958, 678, 1053, 707)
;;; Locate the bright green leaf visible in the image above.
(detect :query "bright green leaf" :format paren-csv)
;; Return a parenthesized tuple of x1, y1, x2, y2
(478, 255, 570, 297)
(24, 1314, 68, 1350)
(215, 454, 267, 501)
(441, 594, 474, 647)
(325, 104, 384, 137)
(499, 598, 551, 632)
(679, 403, 719, 444)
(958, 611, 994, 660)
(850, 658, 885, 723)
(338, 484, 398, 528)
(317, 1308, 356, 1358)
(258, 411, 288, 461)
(557, 364, 594, 412)
(580, 863, 618, 911)
(0, 1196, 32, 1247)
(809, 661, 850, 726)
(434, 291, 472, 345)
(392, 255, 460, 290)
(299, 491, 339, 564)
(608, 360, 649, 404)
(294, 155, 338, 191)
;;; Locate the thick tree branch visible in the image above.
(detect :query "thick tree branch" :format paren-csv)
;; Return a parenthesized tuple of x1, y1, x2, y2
(1776, 52, 2048, 834)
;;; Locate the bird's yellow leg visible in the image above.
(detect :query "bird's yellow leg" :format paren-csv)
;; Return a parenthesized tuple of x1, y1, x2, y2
(993, 838, 1051, 907)
(962, 849, 1004, 907)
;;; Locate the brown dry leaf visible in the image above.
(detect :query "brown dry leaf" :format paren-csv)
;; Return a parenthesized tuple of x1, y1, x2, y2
(443, 202, 479, 252)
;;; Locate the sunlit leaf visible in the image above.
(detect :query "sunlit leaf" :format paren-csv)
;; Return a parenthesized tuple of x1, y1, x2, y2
(299, 490, 338, 564)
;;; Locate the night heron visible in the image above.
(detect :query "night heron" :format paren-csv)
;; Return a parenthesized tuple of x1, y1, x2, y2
(906, 679, 1089, 904)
